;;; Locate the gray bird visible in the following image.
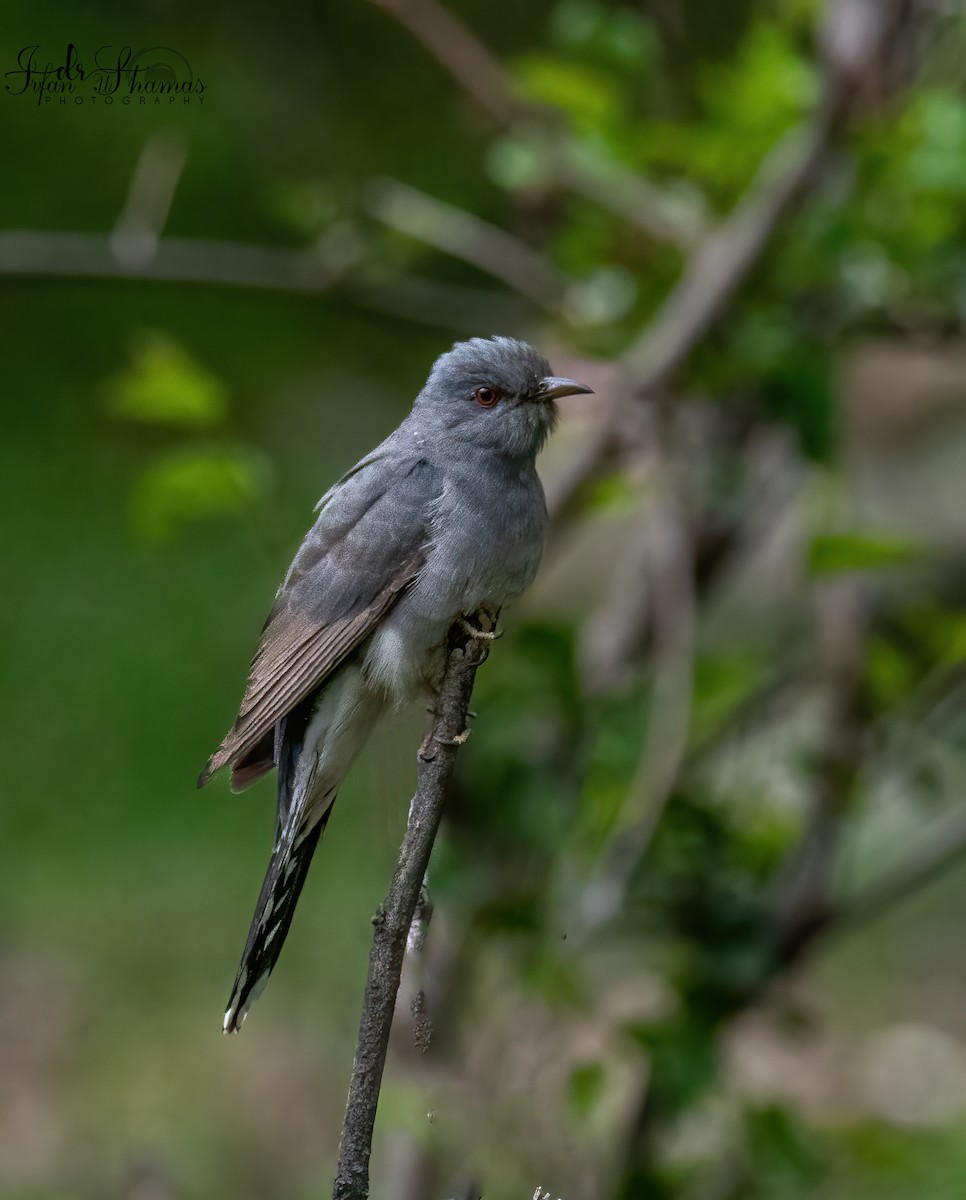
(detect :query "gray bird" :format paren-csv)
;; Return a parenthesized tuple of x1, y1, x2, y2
(199, 336, 591, 1032)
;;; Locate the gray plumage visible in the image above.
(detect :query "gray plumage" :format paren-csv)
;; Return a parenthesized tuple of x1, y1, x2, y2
(199, 336, 591, 1032)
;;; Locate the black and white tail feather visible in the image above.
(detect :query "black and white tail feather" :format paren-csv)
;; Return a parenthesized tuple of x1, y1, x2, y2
(223, 700, 335, 1033)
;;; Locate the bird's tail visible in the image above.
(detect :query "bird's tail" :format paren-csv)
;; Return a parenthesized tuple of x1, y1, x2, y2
(223, 792, 335, 1033)
(222, 664, 383, 1033)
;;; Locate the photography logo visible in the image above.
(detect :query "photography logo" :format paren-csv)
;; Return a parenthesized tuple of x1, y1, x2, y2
(5, 44, 206, 107)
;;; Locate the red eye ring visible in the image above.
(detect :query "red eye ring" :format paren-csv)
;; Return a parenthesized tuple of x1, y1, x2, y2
(474, 385, 501, 408)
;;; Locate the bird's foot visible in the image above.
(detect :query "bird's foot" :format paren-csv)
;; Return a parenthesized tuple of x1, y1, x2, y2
(438, 728, 472, 746)
(459, 615, 502, 642)
(419, 727, 472, 761)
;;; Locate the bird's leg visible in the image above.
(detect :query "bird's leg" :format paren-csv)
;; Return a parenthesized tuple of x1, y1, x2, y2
(419, 611, 496, 761)
(436, 728, 472, 746)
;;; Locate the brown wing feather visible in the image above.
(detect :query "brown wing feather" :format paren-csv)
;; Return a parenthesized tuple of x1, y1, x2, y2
(198, 557, 419, 787)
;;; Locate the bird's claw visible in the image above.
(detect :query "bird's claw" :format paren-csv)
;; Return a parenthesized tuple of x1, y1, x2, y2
(419, 727, 472, 760)
(459, 616, 501, 641)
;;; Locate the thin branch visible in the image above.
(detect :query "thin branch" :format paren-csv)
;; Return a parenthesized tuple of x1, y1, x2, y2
(364, 0, 707, 249)
(615, 477, 696, 857)
(552, 0, 924, 521)
(0, 228, 354, 292)
(367, 0, 520, 126)
(549, 113, 846, 520)
(622, 0, 922, 389)
(332, 612, 496, 1200)
(833, 802, 966, 933)
(769, 580, 868, 944)
(365, 176, 566, 310)
(554, 138, 708, 248)
(350, 273, 530, 332)
(111, 132, 186, 271)
(576, 467, 697, 932)
(0, 226, 528, 330)
(621, 110, 842, 390)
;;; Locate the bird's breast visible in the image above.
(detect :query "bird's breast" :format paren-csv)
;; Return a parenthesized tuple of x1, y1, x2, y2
(361, 462, 546, 702)
(428, 464, 546, 605)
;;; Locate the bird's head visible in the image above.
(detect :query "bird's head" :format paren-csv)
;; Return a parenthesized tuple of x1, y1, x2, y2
(414, 336, 593, 460)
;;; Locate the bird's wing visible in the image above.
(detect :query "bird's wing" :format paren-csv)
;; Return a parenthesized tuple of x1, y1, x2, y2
(199, 448, 441, 788)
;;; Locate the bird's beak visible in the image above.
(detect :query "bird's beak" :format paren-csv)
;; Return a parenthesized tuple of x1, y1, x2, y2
(533, 376, 595, 402)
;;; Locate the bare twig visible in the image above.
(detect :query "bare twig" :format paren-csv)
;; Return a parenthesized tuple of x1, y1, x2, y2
(364, 0, 706, 249)
(833, 802, 966, 933)
(769, 580, 868, 950)
(332, 611, 496, 1200)
(111, 133, 186, 271)
(366, 0, 520, 125)
(615, 478, 696, 856)
(551, 0, 924, 522)
(365, 176, 566, 309)
(554, 139, 708, 247)
(0, 228, 355, 292)
(621, 112, 841, 390)
(576, 465, 696, 931)
(549, 118, 844, 520)
(0, 226, 530, 330)
(622, 0, 922, 390)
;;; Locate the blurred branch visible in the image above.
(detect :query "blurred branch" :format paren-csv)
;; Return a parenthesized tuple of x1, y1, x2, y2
(367, 0, 520, 125)
(577, 467, 697, 931)
(550, 0, 926, 524)
(834, 802, 966, 933)
(364, 0, 706, 249)
(619, 482, 696, 852)
(332, 612, 495, 1200)
(769, 581, 869, 950)
(0, 228, 356, 292)
(621, 113, 840, 390)
(351, 274, 529, 331)
(111, 133, 186, 272)
(623, 0, 921, 388)
(365, 176, 566, 310)
(553, 140, 709, 248)
(0, 226, 529, 330)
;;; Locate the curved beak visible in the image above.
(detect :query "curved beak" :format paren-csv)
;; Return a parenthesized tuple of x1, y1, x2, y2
(533, 375, 595, 402)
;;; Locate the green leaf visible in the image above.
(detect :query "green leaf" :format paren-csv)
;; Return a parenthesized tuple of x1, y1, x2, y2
(550, 0, 655, 71)
(568, 1061, 605, 1116)
(746, 1105, 822, 1190)
(629, 1016, 718, 1117)
(513, 56, 623, 133)
(103, 332, 229, 430)
(905, 91, 966, 194)
(808, 533, 921, 576)
(485, 134, 551, 191)
(130, 445, 273, 540)
(563, 266, 638, 326)
(867, 637, 918, 708)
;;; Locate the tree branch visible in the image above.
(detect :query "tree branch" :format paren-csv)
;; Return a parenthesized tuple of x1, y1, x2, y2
(549, 0, 925, 523)
(332, 611, 496, 1200)
(367, 0, 520, 126)
(832, 802, 966, 934)
(364, 0, 707, 249)
(365, 176, 567, 310)
(0, 228, 356, 292)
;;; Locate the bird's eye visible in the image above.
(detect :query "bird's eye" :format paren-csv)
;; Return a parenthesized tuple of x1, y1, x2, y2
(474, 385, 501, 408)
